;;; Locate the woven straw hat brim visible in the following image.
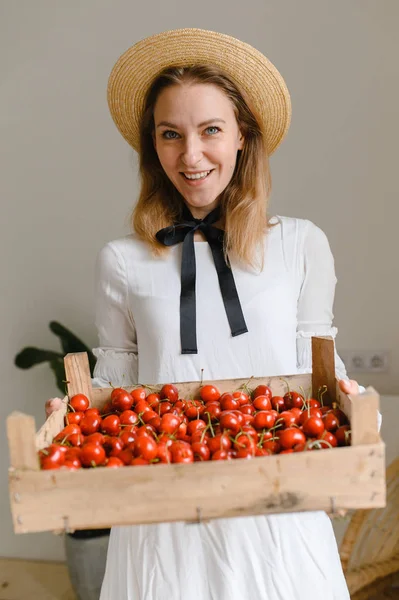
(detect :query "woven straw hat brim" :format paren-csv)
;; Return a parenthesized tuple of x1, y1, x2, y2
(107, 28, 292, 154)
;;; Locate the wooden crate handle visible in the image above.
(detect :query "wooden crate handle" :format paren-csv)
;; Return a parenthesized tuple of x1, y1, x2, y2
(312, 336, 336, 405)
(7, 412, 39, 470)
(64, 352, 93, 403)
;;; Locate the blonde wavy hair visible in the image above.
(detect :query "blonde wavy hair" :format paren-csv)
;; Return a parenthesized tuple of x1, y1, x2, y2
(133, 65, 272, 269)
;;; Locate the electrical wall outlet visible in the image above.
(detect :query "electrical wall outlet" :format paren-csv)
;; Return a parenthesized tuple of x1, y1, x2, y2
(339, 350, 390, 373)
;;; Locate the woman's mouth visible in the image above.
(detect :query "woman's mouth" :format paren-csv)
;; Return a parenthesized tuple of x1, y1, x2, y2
(180, 169, 214, 184)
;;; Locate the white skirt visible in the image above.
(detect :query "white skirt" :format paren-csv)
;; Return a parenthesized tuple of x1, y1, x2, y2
(99, 511, 349, 600)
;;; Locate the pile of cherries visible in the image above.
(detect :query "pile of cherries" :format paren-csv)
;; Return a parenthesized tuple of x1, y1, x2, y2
(38, 382, 351, 470)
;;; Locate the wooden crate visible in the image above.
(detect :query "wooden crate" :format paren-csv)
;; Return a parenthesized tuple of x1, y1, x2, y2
(7, 337, 385, 534)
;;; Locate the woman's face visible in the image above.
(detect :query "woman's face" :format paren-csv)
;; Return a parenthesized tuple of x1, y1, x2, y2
(153, 83, 244, 219)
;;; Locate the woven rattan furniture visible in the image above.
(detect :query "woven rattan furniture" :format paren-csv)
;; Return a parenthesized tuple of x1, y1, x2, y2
(340, 457, 399, 599)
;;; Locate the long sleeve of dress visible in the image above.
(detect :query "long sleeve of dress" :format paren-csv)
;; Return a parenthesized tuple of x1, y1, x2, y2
(92, 241, 139, 388)
(296, 221, 348, 381)
(295, 221, 382, 429)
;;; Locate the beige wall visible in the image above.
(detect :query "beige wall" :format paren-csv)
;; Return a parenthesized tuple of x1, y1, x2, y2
(1, 0, 398, 561)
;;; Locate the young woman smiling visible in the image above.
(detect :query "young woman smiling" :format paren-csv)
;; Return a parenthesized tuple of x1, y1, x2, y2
(46, 28, 369, 600)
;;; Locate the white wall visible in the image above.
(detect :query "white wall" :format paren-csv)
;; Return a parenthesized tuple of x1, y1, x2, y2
(1, 0, 398, 561)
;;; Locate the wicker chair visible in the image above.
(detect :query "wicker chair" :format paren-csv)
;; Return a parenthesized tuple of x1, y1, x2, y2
(340, 457, 399, 599)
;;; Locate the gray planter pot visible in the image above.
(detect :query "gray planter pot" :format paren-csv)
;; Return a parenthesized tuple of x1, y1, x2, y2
(64, 531, 110, 600)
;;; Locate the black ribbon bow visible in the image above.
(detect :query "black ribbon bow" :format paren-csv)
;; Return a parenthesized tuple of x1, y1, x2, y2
(156, 205, 248, 354)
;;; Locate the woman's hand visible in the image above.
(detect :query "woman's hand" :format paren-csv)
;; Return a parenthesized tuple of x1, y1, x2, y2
(45, 397, 65, 419)
(338, 379, 360, 395)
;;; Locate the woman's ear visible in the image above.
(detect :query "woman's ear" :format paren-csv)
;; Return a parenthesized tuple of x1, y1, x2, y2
(238, 132, 245, 150)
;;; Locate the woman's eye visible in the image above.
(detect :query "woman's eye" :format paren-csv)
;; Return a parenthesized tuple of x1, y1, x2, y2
(162, 130, 180, 140)
(205, 126, 220, 135)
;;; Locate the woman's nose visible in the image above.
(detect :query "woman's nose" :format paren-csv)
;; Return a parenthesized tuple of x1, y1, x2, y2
(181, 135, 203, 167)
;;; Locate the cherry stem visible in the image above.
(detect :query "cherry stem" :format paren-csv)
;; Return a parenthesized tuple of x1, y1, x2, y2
(61, 380, 71, 397)
(142, 384, 160, 392)
(200, 427, 208, 444)
(279, 377, 291, 394)
(306, 439, 333, 451)
(318, 385, 328, 406)
(205, 412, 215, 438)
(200, 368, 204, 387)
(137, 412, 146, 426)
(299, 386, 311, 417)
(258, 431, 265, 447)
(238, 377, 254, 396)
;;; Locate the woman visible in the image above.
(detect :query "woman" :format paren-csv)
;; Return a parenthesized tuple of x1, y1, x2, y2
(48, 28, 362, 599)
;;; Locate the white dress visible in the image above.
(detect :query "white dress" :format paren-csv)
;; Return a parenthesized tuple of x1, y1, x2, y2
(93, 216, 350, 600)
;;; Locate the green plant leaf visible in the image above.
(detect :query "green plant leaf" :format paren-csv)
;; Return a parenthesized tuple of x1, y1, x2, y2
(15, 347, 63, 369)
(49, 321, 97, 375)
(49, 358, 67, 395)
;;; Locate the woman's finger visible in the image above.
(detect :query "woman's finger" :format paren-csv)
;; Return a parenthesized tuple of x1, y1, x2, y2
(338, 379, 359, 395)
(45, 397, 64, 417)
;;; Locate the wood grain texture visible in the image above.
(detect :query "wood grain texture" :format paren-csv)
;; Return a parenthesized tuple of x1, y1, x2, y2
(9, 443, 385, 534)
(350, 387, 381, 446)
(64, 353, 93, 403)
(312, 336, 337, 404)
(7, 412, 39, 470)
(36, 396, 68, 451)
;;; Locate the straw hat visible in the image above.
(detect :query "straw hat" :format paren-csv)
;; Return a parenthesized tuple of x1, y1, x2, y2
(107, 28, 292, 154)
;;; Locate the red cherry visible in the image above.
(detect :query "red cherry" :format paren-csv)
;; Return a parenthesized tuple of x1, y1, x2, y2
(192, 442, 211, 461)
(146, 393, 161, 410)
(111, 389, 134, 411)
(253, 411, 276, 430)
(275, 411, 296, 429)
(220, 394, 240, 411)
(80, 413, 101, 436)
(253, 385, 272, 399)
(278, 428, 306, 450)
(298, 407, 322, 426)
(322, 412, 339, 432)
(65, 411, 84, 426)
(106, 457, 124, 468)
(80, 443, 106, 467)
(204, 401, 221, 422)
(336, 425, 351, 446)
(131, 387, 146, 404)
(119, 410, 139, 426)
(240, 404, 256, 416)
(253, 395, 272, 411)
(200, 385, 221, 403)
(317, 430, 338, 448)
(69, 394, 90, 412)
(232, 391, 250, 405)
(160, 384, 179, 403)
(101, 415, 121, 436)
(271, 396, 286, 412)
(283, 391, 304, 410)
(302, 416, 325, 437)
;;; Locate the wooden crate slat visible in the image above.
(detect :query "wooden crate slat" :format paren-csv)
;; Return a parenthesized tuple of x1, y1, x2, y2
(7, 412, 39, 470)
(64, 352, 93, 402)
(9, 443, 385, 534)
(349, 387, 380, 446)
(312, 336, 336, 404)
(35, 396, 68, 451)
